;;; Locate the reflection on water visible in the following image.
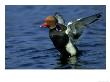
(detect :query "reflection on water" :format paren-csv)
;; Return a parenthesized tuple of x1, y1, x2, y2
(55, 55, 79, 69)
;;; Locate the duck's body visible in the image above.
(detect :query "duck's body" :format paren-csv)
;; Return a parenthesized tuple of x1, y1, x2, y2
(49, 24, 78, 58)
(41, 13, 101, 58)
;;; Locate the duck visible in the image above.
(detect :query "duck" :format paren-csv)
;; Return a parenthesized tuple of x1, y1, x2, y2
(40, 12, 102, 58)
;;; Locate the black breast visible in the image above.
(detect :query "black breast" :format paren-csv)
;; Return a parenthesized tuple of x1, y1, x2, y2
(49, 29, 69, 48)
(49, 24, 71, 57)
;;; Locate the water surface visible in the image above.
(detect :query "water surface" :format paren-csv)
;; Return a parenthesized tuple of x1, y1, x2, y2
(5, 5, 106, 69)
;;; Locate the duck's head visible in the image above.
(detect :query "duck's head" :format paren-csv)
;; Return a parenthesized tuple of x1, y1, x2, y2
(40, 16, 58, 29)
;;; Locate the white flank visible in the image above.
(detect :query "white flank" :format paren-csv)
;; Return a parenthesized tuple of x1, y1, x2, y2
(66, 40, 76, 56)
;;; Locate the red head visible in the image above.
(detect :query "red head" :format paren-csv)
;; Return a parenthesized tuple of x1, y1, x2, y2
(40, 16, 58, 29)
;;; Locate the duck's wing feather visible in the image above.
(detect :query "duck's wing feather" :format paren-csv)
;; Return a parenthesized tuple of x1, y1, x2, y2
(66, 13, 102, 44)
(54, 12, 65, 25)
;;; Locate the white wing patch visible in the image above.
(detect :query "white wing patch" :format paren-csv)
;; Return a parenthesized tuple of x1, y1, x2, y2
(65, 21, 72, 34)
(67, 21, 72, 26)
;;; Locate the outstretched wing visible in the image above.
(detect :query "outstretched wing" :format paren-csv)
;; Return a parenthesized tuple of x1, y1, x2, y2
(66, 13, 102, 44)
(54, 12, 65, 25)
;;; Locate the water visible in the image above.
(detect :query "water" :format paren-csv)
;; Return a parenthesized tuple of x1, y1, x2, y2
(5, 5, 106, 69)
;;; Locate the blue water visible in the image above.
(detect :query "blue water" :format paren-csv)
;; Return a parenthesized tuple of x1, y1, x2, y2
(5, 5, 106, 69)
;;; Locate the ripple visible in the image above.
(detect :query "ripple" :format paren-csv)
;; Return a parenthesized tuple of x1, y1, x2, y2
(5, 45, 13, 48)
(18, 63, 34, 67)
(16, 47, 37, 52)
